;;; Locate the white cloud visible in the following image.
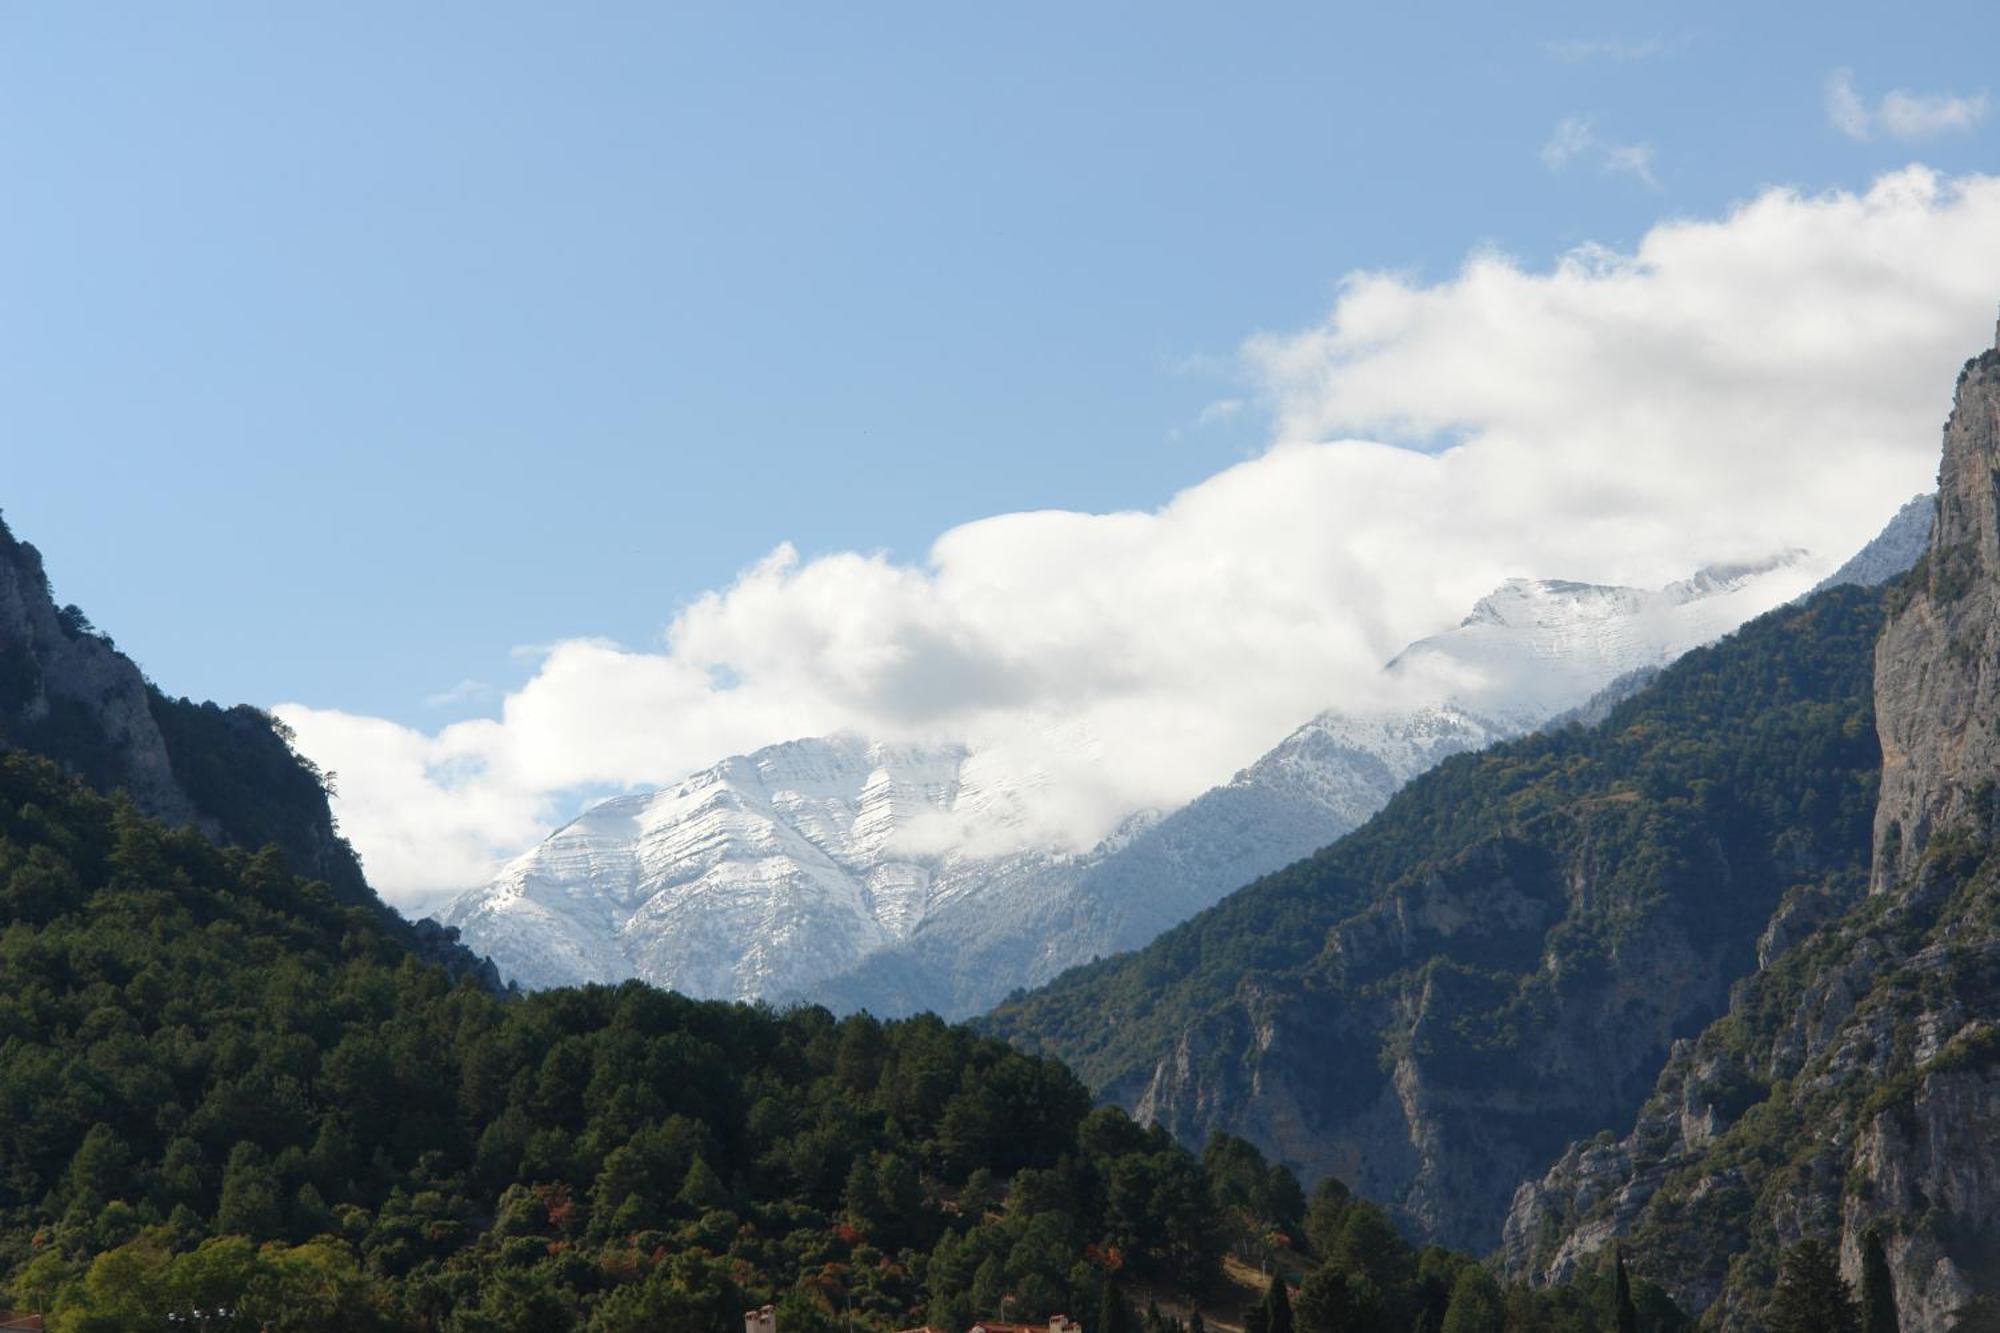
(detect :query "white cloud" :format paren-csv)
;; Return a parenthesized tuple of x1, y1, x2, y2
(1826, 69, 1989, 142)
(1539, 117, 1596, 171)
(1539, 117, 1660, 188)
(1601, 143, 1660, 190)
(424, 678, 498, 709)
(1544, 36, 1686, 64)
(283, 167, 2000, 908)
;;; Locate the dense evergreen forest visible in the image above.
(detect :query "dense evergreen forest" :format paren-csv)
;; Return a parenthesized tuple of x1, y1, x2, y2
(0, 747, 1708, 1332)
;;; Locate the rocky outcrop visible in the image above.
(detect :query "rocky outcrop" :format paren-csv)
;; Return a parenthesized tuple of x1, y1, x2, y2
(0, 520, 198, 826)
(0, 513, 378, 903)
(1875, 338, 2000, 891)
(1501, 322, 2000, 1331)
(987, 582, 1886, 1252)
(0, 512, 500, 992)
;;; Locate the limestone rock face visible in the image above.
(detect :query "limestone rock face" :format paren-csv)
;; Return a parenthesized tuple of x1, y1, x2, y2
(1874, 342, 2000, 890)
(0, 512, 499, 984)
(0, 522, 197, 826)
(1501, 324, 2000, 1333)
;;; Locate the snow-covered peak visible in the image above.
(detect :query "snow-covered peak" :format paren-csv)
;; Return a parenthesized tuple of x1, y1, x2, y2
(1391, 551, 1817, 721)
(441, 734, 1047, 998)
(446, 550, 1824, 1007)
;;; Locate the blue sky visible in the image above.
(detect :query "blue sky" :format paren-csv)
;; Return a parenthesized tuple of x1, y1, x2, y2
(2, 1, 1995, 753)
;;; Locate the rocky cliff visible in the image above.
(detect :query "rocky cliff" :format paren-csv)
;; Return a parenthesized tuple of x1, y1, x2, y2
(0, 511, 498, 984)
(986, 583, 1887, 1253)
(0, 520, 199, 826)
(1502, 325, 2000, 1330)
(0, 514, 372, 903)
(1875, 341, 2000, 892)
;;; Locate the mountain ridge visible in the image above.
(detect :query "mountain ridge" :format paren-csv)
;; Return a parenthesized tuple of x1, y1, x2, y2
(448, 556, 1818, 1012)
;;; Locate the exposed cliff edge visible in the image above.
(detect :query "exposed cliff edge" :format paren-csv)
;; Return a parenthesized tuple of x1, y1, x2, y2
(1502, 324, 2000, 1330)
(0, 512, 499, 987)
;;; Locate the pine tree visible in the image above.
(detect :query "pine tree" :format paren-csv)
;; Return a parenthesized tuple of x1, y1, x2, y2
(1189, 1311, 1208, 1333)
(1615, 1245, 1640, 1333)
(1860, 1228, 1899, 1333)
(677, 1154, 731, 1213)
(1440, 1265, 1504, 1333)
(1768, 1239, 1860, 1333)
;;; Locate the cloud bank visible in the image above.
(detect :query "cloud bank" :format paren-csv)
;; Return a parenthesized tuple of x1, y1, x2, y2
(282, 168, 2000, 909)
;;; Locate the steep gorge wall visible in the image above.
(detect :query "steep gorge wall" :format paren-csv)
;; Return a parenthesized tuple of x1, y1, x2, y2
(1503, 324, 2000, 1331)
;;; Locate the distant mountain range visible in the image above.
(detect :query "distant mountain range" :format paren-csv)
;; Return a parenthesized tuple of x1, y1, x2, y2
(444, 545, 1866, 1015)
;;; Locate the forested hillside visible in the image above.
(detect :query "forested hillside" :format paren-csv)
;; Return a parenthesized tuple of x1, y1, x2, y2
(985, 584, 1887, 1251)
(0, 513, 494, 986)
(0, 749, 1697, 1332)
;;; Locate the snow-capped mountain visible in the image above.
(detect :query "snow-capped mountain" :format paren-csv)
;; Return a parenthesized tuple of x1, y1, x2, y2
(1386, 552, 1817, 721)
(1809, 492, 1932, 595)
(441, 737, 1051, 997)
(797, 702, 1515, 1017)
(444, 552, 1830, 1011)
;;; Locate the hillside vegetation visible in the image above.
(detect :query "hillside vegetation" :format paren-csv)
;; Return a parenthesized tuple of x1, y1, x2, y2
(984, 585, 1886, 1249)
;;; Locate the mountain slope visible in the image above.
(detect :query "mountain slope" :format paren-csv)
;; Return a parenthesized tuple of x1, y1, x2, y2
(0, 511, 496, 983)
(983, 582, 1888, 1253)
(1811, 492, 1935, 596)
(1386, 556, 1814, 723)
(0, 514, 367, 905)
(442, 736, 1060, 998)
(458, 558, 1816, 1013)
(1501, 333, 2000, 1332)
(799, 704, 1515, 1018)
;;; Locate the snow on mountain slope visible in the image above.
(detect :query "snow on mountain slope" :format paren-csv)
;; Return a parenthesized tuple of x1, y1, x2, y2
(1809, 492, 1933, 595)
(441, 736, 1053, 998)
(797, 702, 1515, 1018)
(445, 552, 1819, 1010)
(1387, 552, 1817, 720)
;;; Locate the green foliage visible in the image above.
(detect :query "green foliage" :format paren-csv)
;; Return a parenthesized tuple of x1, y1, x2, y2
(1260, 1273, 1294, 1333)
(985, 587, 1887, 1127)
(1614, 1245, 1639, 1333)
(0, 750, 1251, 1328)
(0, 697, 1709, 1331)
(1767, 1239, 1859, 1333)
(1441, 1265, 1504, 1333)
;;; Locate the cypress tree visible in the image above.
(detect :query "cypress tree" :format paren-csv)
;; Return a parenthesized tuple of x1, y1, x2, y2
(1099, 1279, 1140, 1333)
(1860, 1228, 1899, 1333)
(1615, 1245, 1640, 1333)
(1260, 1274, 1295, 1333)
